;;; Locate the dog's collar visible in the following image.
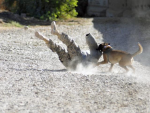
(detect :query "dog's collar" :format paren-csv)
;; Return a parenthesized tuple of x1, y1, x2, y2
(103, 46, 113, 54)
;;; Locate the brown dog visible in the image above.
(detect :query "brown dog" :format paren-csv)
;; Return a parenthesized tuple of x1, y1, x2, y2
(96, 43, 143, 72)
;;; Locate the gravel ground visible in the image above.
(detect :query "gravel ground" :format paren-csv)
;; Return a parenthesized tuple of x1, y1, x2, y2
(0, 18, 150, 113)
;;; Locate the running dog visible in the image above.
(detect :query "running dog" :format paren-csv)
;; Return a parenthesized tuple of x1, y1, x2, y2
(96, 43, 143, 72)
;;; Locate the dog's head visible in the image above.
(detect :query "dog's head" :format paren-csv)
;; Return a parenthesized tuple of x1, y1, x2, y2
(96, 43, 110, 52)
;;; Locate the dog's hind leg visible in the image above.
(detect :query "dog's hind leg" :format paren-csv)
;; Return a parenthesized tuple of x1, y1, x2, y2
(128, 65, 135, 73)
(109, 64, 114, 72)
(119, 65, 129, 72)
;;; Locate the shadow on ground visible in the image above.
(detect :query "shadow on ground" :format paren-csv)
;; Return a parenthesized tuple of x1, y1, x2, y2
(92, 17, 150, 67)
(0, 11, 51, 25)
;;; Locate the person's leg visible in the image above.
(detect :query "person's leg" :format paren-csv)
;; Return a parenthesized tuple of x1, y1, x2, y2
(35, 31, 71, 68)
(51, 21, 72, 46)
(35, 31, 49, 44)
(51, 21, 82, 59)
(51, 21, 102, 67)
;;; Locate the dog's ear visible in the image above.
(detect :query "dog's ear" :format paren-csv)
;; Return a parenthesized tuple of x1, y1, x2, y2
(96, 44, 103, 51)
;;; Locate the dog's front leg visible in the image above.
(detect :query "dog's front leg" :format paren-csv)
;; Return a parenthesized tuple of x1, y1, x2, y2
(96, 54, 108, 66)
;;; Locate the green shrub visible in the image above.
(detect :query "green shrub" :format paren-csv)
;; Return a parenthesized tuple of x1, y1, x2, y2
(4, 0, 78, 20)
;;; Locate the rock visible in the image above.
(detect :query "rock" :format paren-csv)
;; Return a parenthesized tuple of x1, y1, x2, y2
(21, 13, 26, 18)
(0, 19, 3, 23)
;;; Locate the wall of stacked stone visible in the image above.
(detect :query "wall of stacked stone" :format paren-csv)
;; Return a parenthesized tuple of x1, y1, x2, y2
(87, 0, 150, 17)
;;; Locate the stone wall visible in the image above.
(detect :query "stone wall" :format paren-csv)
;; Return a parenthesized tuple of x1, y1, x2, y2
(87, 0, 150, 17)
(87, 0, 108, 16)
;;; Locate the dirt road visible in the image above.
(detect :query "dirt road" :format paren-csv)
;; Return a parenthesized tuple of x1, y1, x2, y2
(0, 19, 150, 113)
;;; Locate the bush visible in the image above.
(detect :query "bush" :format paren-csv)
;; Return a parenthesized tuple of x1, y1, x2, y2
(4, 0, 78, 20)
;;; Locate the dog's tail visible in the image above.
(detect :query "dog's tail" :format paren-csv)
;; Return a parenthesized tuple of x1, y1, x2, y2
(131, 42, 143, 57)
